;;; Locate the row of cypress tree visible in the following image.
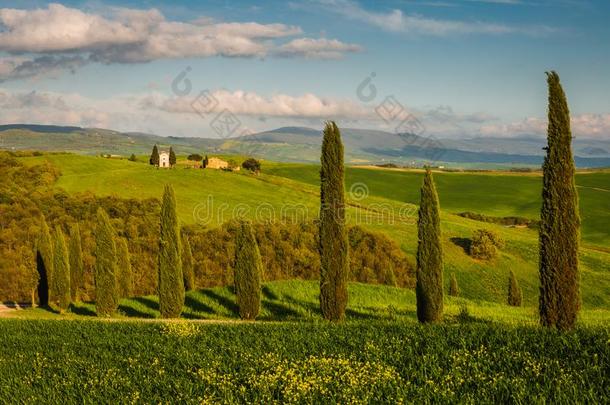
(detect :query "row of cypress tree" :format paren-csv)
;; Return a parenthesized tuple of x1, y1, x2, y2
(317, 72, 580, 330)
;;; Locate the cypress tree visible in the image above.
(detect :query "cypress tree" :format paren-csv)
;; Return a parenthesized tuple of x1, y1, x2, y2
(116, 238, 133, 298)
(95, 208, 119, 316)
(182, 234, 195, 291)
(202, 155, 209, 169)
(508, 270, 522, 307)
(52, 226, 71, 312)
(68, 223, 83, 302)
(449, 273, 459, 297)
(319, 121, 349, 321)
(35, 216, 53, 307)
(150, 144, 160, 166)
(416, 169, 443, 323)
(234, 220, 263, 320)
(158, 184, 184, 318)
(169, 147, 177, 167)
(539, 71, 580, 331)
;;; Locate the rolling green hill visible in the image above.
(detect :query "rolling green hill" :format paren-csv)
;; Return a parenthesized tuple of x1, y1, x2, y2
(17, 153, 610, 310)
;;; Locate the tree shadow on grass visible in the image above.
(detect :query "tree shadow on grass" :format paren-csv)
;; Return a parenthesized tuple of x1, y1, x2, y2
(118, 304, 156, 319)
(451, 237, 472, 254)
(69, 304, 96, 317)
(184, 295, 215, 317)
(261, 300, 301, 320)
(199, 290, 239, 314)
(132, 296, 159, 312)
(261, 285, 279, 301)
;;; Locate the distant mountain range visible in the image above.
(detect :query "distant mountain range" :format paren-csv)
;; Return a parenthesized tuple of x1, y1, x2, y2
(1, 124, 609, 168)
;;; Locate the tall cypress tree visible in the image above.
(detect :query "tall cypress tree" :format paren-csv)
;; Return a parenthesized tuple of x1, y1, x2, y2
(150, 144, 160, 166)
(116, 238, 133, 298)
(52, 226, 71, 312)
(158, 184, 184, 318)
(182, 234, 195, 291)
(539, 71, 580, 331)
(169, 147, 177, 167)
(508, 270, 522, 307)
(35, 215, 53, 307)
(416, 169, 443, 323)
(68, 223, 83, 302)
(234, 220, 263, 320)
(95, 208, 119, 316)
(319, 121, 349, 321)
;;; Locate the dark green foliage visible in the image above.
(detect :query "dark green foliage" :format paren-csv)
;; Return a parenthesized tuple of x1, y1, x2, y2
(116, 238, 133, 299)
(234, 220, 263, 320)
(169, 147, 177, 167)
(128, 154, 137, 162)
(187, 153, 203, 162)
(202, 155, 209, 168)
(457, 212, 538, 228)
(348, 225, 413, 288)
(1, 321, 608, 403)
(182, 234, 195, 291)
(68, 223, 83, 302)
(150, 144, 159, 166)
(242, 158, 261, 173)
(469, 229, 502, 260)
(95, 208, 119, 316)
(539, 71, 581, 331)
(508, 270, 522, 307)
(319, 121, 349, 321)
(158, 184, 184, 318)
(35, 216, 53, 307)
(416, 169, 443, 323)
(52, 226, 71, 312)
(449, 273, 459, 297)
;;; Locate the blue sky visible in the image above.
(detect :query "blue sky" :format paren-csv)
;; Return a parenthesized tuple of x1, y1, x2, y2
(0, 0, 609, 138)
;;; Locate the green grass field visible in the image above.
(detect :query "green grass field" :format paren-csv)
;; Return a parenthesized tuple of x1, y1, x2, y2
(18, 154, 610, 312)
(0, 311, 608, 403)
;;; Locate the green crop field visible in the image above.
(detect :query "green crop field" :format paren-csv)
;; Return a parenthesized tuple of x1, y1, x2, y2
(17, 154, 610, 311)
(0, 312, 608, 403)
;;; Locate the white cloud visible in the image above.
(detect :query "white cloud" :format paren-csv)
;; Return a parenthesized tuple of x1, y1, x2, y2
(314, 0, 555, 36)
(0, 3, 361, 81)
(144, 89, 372, 119)
(275, 38, 363, 59)
(480, 114, 610, 138)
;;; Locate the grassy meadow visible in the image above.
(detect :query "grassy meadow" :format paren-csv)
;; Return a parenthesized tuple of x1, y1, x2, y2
(0, 314, 608, 403)
(17, 153, 610, 311)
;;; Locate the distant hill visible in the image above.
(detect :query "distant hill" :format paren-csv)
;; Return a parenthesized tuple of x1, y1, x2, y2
(1, 124, 609, 168)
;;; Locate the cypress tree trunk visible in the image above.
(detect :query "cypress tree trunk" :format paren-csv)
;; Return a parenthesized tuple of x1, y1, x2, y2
(95, 208, 119, 316)
(158, 184, 184, 318)
(234, 220, 263, 320)
(416, 169, 443, 323)
(35, 216, 53, 307)
(52, 226, 71, 312)
(182, 234, 196, 291)
(508, 270, 522, 307)
(539, 71, 580, 331)
(449, 273, 459, 297)
(319, 121, 349, 321)
(116, 238, 133, 298)
(69, 223, 83, 302)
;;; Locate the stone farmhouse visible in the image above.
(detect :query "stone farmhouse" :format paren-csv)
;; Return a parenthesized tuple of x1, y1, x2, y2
(207, 157, 240, 171)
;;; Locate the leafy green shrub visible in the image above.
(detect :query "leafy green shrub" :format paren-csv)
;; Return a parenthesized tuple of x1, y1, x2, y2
(242, 158, 261, 173)
(469, 229, 503, 260)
